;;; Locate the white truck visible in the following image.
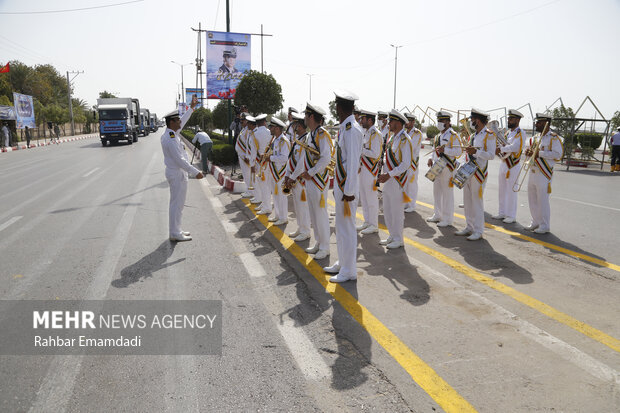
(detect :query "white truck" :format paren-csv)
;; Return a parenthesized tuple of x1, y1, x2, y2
(97, 97, 141, 146)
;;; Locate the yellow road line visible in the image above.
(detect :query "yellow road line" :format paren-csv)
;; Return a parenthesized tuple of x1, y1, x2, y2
(415, 200, 620, 272)
(242, 199, 477, 413)
(330, 199, 620, 353)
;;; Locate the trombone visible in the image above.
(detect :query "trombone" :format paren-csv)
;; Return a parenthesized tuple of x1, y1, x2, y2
(293, 137, 335, 174)
(512, 120, 550, 192)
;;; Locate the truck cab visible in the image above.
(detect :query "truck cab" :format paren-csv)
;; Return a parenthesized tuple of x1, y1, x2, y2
(139, 109, 151, 136)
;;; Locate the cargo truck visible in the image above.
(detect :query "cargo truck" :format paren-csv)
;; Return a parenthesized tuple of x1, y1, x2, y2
(139, 108, 151, 136)
(97, 98, 141, 146)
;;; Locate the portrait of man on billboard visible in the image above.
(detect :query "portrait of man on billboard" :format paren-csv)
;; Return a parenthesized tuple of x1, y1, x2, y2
(218, 47, 239, 74)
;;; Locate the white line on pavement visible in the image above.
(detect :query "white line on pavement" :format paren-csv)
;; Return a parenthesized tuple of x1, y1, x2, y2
(407, 255, 620, 385)
(82, 167, 100, 177)
(0, 216, 22, 232)
(28, 154, 158, 413)
(199, 178, 330, 382)
(553, 196, 620, 213)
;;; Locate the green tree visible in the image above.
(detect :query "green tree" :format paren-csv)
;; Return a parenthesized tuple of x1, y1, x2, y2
(212, 100, 229, 131)
(425, 125, 440, 140)
(234, 70, 283, 115)
(0, 95, 11, 106)
(551, 105, 577, 137)
(187, 107, 213, 131)
(610, 110, 620, 132)
(99, 90, 117, 98)
(328, 100, 337, 121)
(45, 104, 69, 125)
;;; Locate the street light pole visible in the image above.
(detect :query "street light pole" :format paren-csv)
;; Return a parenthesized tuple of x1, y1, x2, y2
(306, 73, 314, 100)
(390, 44, 402, 109)
(171, 61, 192, 103)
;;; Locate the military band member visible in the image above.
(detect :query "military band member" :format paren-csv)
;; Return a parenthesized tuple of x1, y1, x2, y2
(161, 95, 203, 242)
(493, 109, 525, 224)
(353, 105, 361, 123)
(454, 108, 496, 241)
(404, 112, 423, 213)
(265, 117, 291, 225)
(252, 114, 273, 214)
(426, 111, 462, 227)
(285, 107, 298, 140)
(376, 110, 412, 249)
(235, 113, 253, 198)
(324, 91, 364, 282)
(525, 113, 563, 234)
(377, 111, 389, 138)
(246, 116, 261, 204)
(291, 102, 333, 260)
(356, 109, 383, 235)
(284, 112, 311, 241)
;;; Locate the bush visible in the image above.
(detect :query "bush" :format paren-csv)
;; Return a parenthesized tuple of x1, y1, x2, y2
(211, 143, 236, 165)
(575, 133, 603, 150)
(425, 125, 439, 140)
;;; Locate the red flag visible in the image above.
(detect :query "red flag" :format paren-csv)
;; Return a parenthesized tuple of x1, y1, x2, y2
(0, 63, 9, 73)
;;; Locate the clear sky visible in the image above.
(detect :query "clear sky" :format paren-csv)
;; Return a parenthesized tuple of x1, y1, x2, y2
(1, 0, 619, 127)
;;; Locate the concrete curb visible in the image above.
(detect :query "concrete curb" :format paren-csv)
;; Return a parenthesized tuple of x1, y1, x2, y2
(0, 134, 99, 153)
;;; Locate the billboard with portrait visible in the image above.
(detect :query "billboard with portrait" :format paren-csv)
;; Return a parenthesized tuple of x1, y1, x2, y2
(206, 31, 251, 100)
(13, 92, 35, 129)
(185, 88, 204, 108)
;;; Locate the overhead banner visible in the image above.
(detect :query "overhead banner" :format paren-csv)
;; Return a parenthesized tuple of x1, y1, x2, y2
(13, 92, 35, 129)
(185, 88, 204, 108)
(206, 31, 251, 100)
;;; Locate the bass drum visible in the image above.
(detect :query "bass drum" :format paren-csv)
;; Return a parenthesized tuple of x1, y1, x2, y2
(425, 156, 448, 182)
(452, 160, 477, 189)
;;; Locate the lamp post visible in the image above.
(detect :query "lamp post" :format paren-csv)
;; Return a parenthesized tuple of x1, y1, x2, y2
(306, 73, 315, 100)
(390, 44, 402, 109)
(171, 61, 192, 103)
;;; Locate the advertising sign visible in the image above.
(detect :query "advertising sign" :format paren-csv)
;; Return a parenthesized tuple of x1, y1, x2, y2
(12, 92, 35, 129)
(185, 88, 204, 108)
(206, 31, 251, 100)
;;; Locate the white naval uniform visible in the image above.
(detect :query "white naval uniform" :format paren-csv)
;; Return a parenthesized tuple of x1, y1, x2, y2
(285, 132, 311, 237)
(253, 125, 273, 212)
(235, 126, 253, 195)
(405, 127, 423, 209)
(462, 128, 496, 235)
(383, 129, 412, 244)
(291, 126, 333, 252)
(332, 115, 364, 278)
(359, 124, 383, 228)
(497, 127, 524, 220)
(268, 133, 291, 221)
(527, 132, 563, 232)
(160, 107, 200, 238)
(430, 128, 462, 224)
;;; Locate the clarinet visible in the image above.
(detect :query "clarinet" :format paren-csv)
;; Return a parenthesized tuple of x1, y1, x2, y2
(375, 131, 388, 188)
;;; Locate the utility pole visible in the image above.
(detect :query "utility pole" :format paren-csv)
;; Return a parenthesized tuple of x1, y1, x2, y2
(306, 74, 314, 100)
(171, 61, 191, 103)
(390, 44, 402, 109)
(66, 70, 84, 136)
(191, 23, 207, 108)
(226, 0, 233, 145)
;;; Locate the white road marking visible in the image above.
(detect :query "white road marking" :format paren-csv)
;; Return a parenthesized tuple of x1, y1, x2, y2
(199, 178, 330, 381)
(408, 255, 620, 385)
(553, 196, 620, 213)
(0, 216, 22, 232)
(82, 167, 100, 177)
(29, 154, 158, 413)
(238, 252, 267, 278)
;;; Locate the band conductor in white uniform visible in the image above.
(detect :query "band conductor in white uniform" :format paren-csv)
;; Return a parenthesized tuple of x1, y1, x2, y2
(426, 111, 462, 227)
(324, 90, 364, 283)
(294, 102, 333, 261)
(161, 96, 203, 242)
(524, 113, 563, 234)
(376, 110, 413, 249)
(357, 109, 383, 235)
(493, 109, 524, 224)
(455, 108, 496, 241)
(252, 114, 273, 214)
(284, 112, 312, 241)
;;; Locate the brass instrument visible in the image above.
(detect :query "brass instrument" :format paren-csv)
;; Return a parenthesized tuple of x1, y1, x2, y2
(294, 137, 335, 174)
(459, 118, 473, 149)
(512, 120, 550, 192)
(282, 178, 297, 195)
(489, 120, 510, 160)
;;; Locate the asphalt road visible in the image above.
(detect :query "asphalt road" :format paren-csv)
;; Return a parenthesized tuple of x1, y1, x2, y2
(0, 133, 618, 412)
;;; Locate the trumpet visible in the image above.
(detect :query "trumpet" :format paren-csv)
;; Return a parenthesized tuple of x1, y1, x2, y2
(282, 177, 297, 195)
(512, 120, 550, 192)
(294, 137, 335, 174)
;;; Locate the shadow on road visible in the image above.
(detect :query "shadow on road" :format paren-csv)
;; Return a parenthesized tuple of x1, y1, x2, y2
(111, 240, 184, 288)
